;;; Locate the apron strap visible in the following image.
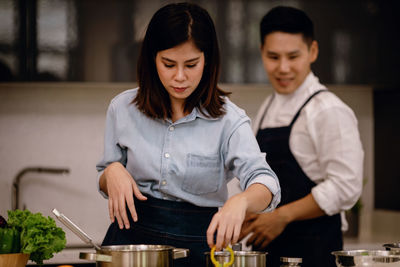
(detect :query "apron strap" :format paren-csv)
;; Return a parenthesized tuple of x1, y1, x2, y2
(256, 94, 275, 131)
(257, 90, 328, 131)
(289, 90, 327, 127)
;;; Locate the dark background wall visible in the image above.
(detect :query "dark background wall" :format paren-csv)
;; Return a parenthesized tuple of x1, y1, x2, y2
(0, 0, 399, 211)
(0, 0, 399, 85)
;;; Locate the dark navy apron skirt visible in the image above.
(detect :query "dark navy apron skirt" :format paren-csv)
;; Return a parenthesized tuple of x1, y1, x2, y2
(255, 90, 342, 267)
(102, 195, 217, 267)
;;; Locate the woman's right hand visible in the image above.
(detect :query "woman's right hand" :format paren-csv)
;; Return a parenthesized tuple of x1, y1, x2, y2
(101, 162, 147, 229)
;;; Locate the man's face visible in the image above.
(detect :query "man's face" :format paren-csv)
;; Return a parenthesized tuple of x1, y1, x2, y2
(261, 32, 318, 94)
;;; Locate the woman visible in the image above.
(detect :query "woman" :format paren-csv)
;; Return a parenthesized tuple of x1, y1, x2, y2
(96, 2, 280, 266)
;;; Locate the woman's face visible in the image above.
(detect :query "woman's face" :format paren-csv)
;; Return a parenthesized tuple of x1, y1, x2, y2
(156, 40, 205, 106)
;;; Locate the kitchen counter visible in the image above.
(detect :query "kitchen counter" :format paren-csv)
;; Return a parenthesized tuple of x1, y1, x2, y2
(26, 247, 95, 266)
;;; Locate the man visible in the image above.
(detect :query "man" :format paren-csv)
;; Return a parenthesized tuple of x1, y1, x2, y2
(239, 6, 364, 267)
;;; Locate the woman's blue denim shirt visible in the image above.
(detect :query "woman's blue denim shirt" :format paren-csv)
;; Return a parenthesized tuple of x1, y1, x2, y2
(96, 88, 280, 211)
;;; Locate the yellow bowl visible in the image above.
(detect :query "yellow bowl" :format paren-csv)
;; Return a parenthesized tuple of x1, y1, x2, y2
(0, 253, 30, 267)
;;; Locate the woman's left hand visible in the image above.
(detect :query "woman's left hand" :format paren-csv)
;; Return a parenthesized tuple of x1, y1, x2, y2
(206, 193, 247, 251)
(206, 183, 272, 251)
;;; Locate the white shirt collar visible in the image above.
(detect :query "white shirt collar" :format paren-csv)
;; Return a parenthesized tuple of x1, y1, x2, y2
(262, 72, 326, 127)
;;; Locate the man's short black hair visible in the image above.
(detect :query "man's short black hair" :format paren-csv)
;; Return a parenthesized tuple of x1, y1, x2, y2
(260, 6, 314, 46)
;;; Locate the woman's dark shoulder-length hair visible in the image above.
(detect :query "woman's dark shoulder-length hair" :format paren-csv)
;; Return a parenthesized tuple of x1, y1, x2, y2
(133, 2, 230, 119)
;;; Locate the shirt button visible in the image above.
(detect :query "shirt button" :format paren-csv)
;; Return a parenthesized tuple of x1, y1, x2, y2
(169, 126, 175, 131)
(164, 153, 170, 158)
(161, 180, 167, 185)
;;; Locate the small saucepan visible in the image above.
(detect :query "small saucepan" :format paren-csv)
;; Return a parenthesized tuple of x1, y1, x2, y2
(205, 246, 267, 267)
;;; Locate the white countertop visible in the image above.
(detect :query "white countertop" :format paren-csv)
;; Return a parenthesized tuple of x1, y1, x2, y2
(27, 247, 95, 265)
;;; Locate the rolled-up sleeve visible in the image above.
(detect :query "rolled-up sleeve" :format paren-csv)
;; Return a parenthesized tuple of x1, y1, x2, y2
(309, 107, 364, 215)
(224, 118, 281, 212)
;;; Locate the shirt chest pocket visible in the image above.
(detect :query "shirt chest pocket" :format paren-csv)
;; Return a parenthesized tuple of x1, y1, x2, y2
(182, 153, 221, 195)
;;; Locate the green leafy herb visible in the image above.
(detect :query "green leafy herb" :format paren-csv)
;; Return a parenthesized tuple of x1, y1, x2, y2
(5, 209, 66, 265)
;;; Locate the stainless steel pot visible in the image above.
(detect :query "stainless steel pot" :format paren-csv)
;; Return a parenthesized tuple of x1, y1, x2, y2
(52, 209, 188, 266)
(80, 244, 188, 267)
(332, 250, 400, 267)
(383, 243, 400, 254)
(205, 250, 267, 267)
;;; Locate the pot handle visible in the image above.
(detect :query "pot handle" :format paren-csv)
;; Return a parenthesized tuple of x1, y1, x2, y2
(79, 252, 112, 262)
(173, 248, 189, 259)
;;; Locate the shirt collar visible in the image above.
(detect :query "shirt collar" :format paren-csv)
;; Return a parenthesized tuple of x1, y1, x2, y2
(296, 71, 316, 95)
(191, 106, 219, 121)
(165, 106, 218, 124)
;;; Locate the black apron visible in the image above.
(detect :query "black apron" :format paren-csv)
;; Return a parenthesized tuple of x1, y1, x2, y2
(101, 195, 217, 267)
(255, 90, 342, 267)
